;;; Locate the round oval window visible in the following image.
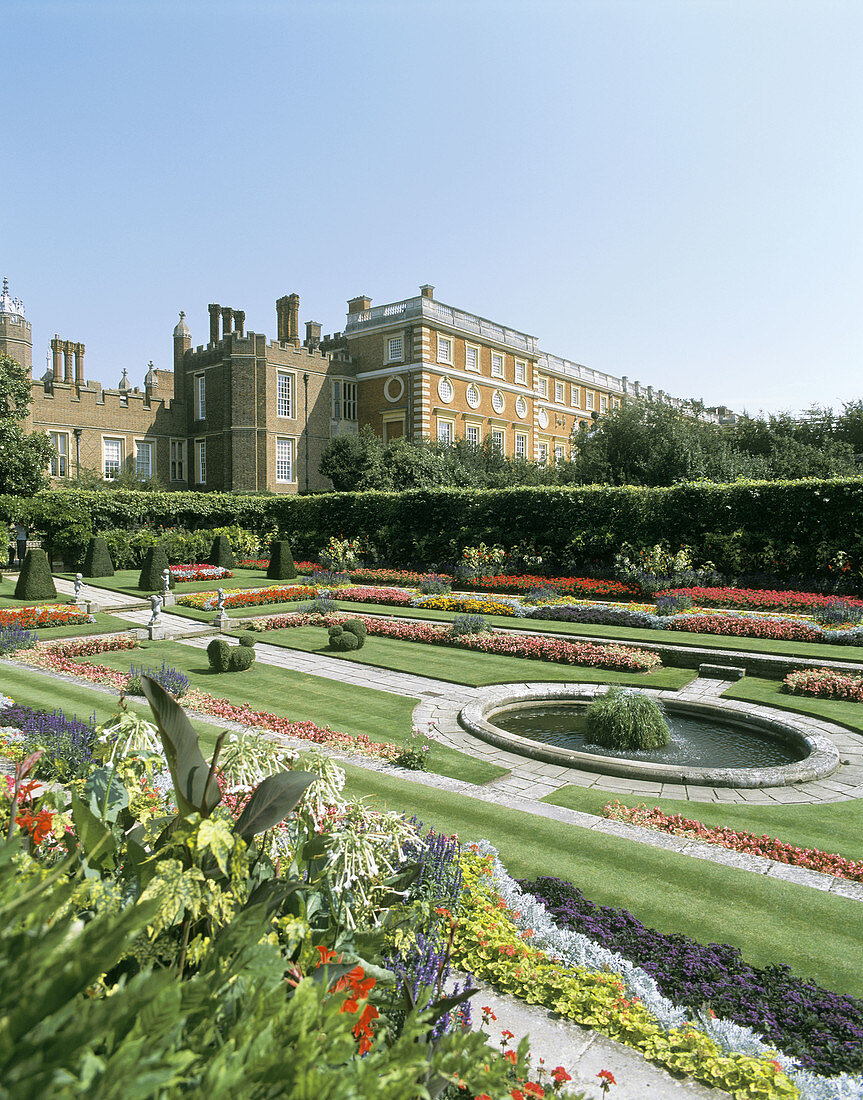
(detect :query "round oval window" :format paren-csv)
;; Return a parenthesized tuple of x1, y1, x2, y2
(516, 396, 527, 419)
(438, 377, 454, 403)
(384, 375, 405, 403)
(492, 391, 505, 414)
(466, 384, 481, 409)
(538, 408, 549, 429)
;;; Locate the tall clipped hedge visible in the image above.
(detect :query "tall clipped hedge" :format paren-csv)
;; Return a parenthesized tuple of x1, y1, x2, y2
(5, 479, 863, 581)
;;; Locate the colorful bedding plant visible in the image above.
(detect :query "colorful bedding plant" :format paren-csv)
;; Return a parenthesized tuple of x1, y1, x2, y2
(13, 636, 402, 764)
(454, 845, 805, 1099)
(411, 593, 527, 617)
(661, 587, 863, 614)
(464, 842, 863, 1098)
(0, 605, 94, 630)
(169, 563, 233, 582)
(517, 864, 863, 1085)
(783, 667, 863, 703)
(603, 800, 863, 883)
(176, 585, 309, 611)
(241, 610, 661, 672)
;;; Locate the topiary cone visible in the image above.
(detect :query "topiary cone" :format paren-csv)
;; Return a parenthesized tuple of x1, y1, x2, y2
(15, 548, 57, 601)
(209, 535, 235, 569)
(266, 540, 297, 580)
(138, 546, 172, 591)
(82, 536, 115, 578)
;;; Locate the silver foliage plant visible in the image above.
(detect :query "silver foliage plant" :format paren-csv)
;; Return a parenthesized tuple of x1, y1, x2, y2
(473, 841, 863, 1100)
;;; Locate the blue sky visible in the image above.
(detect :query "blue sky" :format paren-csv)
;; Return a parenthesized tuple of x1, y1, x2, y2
(3, 0, 860, 415)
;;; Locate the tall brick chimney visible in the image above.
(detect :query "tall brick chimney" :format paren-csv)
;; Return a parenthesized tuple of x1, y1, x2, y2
(208, 304, 221, 344)
(304, 320, 321, 349)
(276, 293, 300, 343)
(74, 342, 84, 385)
(51, 336, 62, 382)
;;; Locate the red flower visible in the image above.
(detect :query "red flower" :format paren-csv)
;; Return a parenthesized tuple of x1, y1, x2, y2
(551, 1066, 571, 1084)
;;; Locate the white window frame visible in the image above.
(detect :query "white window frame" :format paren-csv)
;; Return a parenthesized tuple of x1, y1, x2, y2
(538, 377, 548, 397)
(514, 432, 527, 460)
(386, 335, 404, 363)
(571, 384, 580, 408)
(554, 444, 565, 463)
(514, 359, 526, 384)
(196, 439, 206, 484)
(465, 343, 480, 372)
(135, 439, 153, 480)
(438, 377, 454, 403)
(277, 371, 294, 418)
(437, 335, 453, 365)
(491, 390, 505, 414)
(170, 438, 185, 482)
(50, 431, 68, 478)
(103, 437, 123, 481)
(554, 381, 564, 404)
(490, 352, 504, 379)
(586, 391, 594, 410)
(436, 417, 455, 445)
(465, 422, 481, 446)
(491, 427, 505, 453)
(276, 436, 295, 483)
(466, 383, 481, 409)
(600, 395, 608, 413)
(195, 373, 206, 420)
(537, 442, 548, 465)
(342, 380, 357, 420)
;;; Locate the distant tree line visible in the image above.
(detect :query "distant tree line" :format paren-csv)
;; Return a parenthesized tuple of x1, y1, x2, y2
(318, 401, 863, 491)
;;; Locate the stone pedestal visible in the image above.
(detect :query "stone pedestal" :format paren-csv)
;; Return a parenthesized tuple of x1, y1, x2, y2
(147, 626, 168, 640)
(161, 592, 176, 606)
(212, 611, 230, 631)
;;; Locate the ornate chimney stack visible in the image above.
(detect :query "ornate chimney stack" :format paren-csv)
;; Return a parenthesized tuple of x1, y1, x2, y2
(51, 336, 62, 382)
(62, 340, 73, 384)
(74, 343, 85, 385)
(208, 304, 221, 345)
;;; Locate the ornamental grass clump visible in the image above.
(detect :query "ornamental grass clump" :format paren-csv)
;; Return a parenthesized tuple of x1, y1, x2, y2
(449, 613, 491, 637)
(654, 593, 694, 616)
(126, 660, 190, 699)
(586, 687, 670, 750)
(812, 598, 863, 627)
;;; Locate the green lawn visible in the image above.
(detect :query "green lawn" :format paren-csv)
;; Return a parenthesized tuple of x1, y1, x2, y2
(33, 613, 137, 640)
(74, 641, 506, 785)
(340, 764, 863, 998)
(243, 624, 696, 689)
(167, 594, 863, 664)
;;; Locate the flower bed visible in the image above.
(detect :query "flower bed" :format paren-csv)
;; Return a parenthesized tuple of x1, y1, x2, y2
(333, 586, 413, 606)
(666, 612, 822, 642)
(243, 611, 661, 673)
(13, 635, 402, 765)
(412, 594, 527, 617)
(0, 605, 94, 630)
(454, 847, 802, 1098)
(169, 563, 233, 582)
(462, 574, 641, 600)
(176, 585, 309, 611)
(662, 586, 863, 614)
(519, 868, 863, 1080)
(604, 800, 863, 882)
(783, 667, 863, 703)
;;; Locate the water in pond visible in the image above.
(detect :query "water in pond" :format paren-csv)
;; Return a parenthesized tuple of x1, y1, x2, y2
(493, 704, 805, 769)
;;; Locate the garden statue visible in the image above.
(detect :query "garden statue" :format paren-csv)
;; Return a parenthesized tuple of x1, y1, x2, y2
(148, 593, 162, 627)
(73, 573, 84, 601)
(162, 568, 171, 597)
(212, 587, 229, 629)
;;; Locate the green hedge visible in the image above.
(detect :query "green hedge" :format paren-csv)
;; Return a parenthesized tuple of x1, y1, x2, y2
(4, 480, 863, 579)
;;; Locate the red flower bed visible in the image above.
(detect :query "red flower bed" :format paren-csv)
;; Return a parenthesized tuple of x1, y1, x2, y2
(335, 586, 413, 605)
(660, 586, 863, 613)
(0, 605, 92, 630)
(463, 574, 640, 599)
(783, 667, 863, 702)
(666, 613, 821, 642)
(605, 800, 863, 882)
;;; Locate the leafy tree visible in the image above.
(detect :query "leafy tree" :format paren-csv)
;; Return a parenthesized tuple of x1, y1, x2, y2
(319, 426, 389, 490)
(0, 353, 54, 495)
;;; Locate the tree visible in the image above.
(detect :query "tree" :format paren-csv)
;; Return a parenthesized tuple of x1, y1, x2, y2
(0, 353, 54, 495)
(319, 426, 389, 490)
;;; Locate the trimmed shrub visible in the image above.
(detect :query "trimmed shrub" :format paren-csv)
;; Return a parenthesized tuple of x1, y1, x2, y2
(341, 618, 367, 647)
(327, 625, 360, 652)
(138, 546, 172, 592)
(14, 549, 57, 601)
(209, 534, 235, 569)
(586, 686, 670, 750)
(81, 535, 115, 578)
(267, 540, 297, 580)
(230, 645, 255, 671)
(207, 638, 232, 673)
(237, 632, 257, 648)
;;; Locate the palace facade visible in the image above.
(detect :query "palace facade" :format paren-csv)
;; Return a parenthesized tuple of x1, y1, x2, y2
(0, 277, 722, 493)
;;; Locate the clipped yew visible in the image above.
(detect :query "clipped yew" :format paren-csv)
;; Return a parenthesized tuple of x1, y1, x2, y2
(266, 540, 297, 580)
(209, 535, 235, 569)
(138, 546, 172, 592)
(81, 536, 115, 578)
(15, 548, 57, 601)
(207, 635, 256, 673)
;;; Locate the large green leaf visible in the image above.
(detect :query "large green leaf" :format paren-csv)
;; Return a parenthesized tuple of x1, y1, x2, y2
(83, 766, 129, 824)
(70, 793, 116, 871)
(233, 771, 315, 842)
(141, 676, 221, 818)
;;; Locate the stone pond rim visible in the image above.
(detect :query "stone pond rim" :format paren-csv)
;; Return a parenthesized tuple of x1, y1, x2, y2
(458, 684, 841, 789)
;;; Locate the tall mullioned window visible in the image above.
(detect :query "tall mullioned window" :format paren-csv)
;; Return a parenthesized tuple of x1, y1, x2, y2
(50, 432, 67, 477)
(277, 372, 293, 418)
(465, 345, 479, 371)
(332, 380, 357, 420)
(491, 353, 504, 378)
(491, 428, 504, 452)
(196, 440, 206, 484)
(135, 441, 153, 479)
(103, 438, 122, 480)
(514, 433, 527, 459)
(466, 423, 480, 446)
(276, 438, 294, 482)
(195, 374, 206, 420)
(170, 439, 185, 482)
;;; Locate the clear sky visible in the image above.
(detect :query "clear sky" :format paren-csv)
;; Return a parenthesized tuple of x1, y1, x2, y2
(3, 0, 860, 415)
